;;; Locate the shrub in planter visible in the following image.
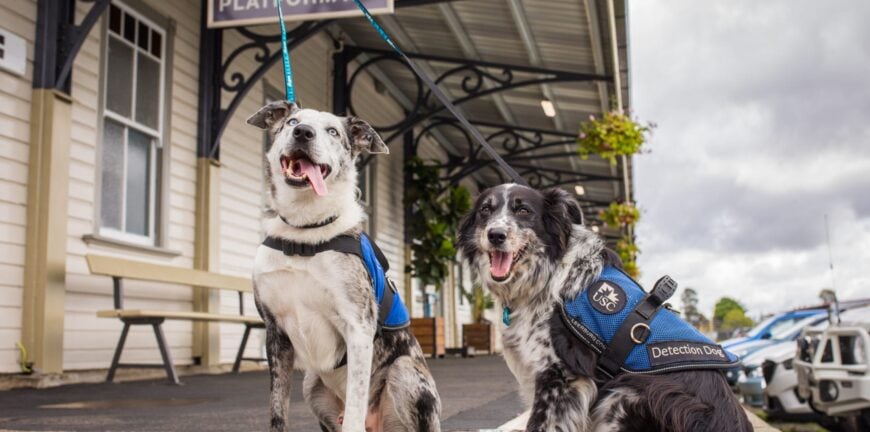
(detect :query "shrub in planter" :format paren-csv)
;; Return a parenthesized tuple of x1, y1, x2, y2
(404, 157, 472, 293)
(463, 284, 494, 324)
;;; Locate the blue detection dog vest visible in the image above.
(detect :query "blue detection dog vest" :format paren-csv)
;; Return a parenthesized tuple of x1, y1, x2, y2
(261, 233, 410, 330)
(559, 265, 739, 378)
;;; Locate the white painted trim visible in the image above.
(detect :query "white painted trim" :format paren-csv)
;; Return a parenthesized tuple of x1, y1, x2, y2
(97, 1, 168, 245)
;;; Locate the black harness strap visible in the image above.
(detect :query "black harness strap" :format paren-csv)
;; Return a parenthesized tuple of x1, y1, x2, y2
(262, 235, 390, 272)
(262, 234, 398, 369)
(596, 275, 678, 378)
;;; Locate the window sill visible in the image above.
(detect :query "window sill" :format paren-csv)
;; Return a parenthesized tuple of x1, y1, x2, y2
(82, 234, 182, 257)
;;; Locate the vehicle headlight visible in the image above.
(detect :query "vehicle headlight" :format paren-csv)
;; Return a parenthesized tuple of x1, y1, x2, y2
(820, 380, 839, 402)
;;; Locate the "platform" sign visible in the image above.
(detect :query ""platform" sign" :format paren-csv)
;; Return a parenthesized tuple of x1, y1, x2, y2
(208, 0, 394, 29)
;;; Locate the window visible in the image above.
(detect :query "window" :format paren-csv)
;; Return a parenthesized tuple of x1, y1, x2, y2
(357, 161, 375, 234)
(98, 2, 166, 245)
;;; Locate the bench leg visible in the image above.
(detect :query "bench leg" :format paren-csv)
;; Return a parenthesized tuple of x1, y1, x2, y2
(152, 322, 180, 385)
(233, 324, 253, 373)
(106, 322, 131, 382)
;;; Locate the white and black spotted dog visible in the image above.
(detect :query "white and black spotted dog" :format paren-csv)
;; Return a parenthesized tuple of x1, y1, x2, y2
(458, 184, 750, 432)
(247, 101, 440, 432)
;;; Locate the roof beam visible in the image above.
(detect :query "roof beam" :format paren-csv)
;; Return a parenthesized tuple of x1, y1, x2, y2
(505, 0, 562, 130)
(374, 14, 474, 158)
(438, 3, 516, 125)
(582, 0, 610, 113)
(505, 0, 576, 171)
(327, 25, 458, 154)
(583, 0, 621, 202)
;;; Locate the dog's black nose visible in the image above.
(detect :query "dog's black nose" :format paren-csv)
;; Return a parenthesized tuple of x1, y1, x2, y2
(293, 124, 315, 141)
(487, 228, 507, 246)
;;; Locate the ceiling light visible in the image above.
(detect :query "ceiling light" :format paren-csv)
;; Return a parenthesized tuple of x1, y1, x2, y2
(574, 185, 585, 196)
(541, 99, 556, 118)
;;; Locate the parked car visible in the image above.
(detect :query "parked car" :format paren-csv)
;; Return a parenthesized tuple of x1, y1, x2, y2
(736, 315, 830, 401)
(722, 309, 828, 351)
(795, 306, 870, 431)
(723, 309, 828, 386)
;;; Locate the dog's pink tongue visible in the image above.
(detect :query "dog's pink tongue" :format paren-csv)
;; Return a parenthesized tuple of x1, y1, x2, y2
(490, 251, 513, 278)
(298, 158, 327, 196)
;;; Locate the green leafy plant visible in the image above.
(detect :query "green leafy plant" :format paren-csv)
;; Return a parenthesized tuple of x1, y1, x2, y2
(599, 202, 640, 230)
(463, 284, 495, 323)
(577, 111, 652, 165)
(404, 157, 472, 292)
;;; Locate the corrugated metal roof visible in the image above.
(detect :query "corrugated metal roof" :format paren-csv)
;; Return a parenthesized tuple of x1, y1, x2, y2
(337, 0, 631, 225)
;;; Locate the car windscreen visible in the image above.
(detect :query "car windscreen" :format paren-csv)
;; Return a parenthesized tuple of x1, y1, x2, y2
(772, 315, 826, 340)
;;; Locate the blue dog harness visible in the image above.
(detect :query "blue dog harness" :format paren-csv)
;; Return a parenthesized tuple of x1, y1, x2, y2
(261, 233, 410, 331)
(560, 265, 739, 377)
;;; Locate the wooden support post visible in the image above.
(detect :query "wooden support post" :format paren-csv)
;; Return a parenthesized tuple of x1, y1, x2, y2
(193, 158, 221, 366)
(21, 89, 73, 374)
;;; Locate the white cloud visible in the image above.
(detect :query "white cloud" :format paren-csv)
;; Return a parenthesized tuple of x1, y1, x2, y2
(629, 0, 870, 319)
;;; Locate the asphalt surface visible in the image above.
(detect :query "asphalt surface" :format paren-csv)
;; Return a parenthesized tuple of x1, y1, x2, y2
(0, 356, 523, 432)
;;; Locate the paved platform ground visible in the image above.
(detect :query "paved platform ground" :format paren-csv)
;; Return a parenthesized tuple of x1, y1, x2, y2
(0, 354, 777, 431)
(0, 356, 523, 432)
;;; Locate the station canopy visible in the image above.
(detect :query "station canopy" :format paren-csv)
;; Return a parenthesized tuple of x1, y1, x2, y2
(335, 0, 631, 224)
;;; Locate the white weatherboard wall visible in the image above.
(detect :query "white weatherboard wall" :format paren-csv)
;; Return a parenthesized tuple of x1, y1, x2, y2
(0, 0, 37, 373)
(0, 0, 413, 373)
(63, 0, 202, 370)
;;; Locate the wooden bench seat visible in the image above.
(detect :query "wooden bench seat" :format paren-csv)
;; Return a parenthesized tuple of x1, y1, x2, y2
(86, 254, 265, 384)
(96, 309, 264, 324)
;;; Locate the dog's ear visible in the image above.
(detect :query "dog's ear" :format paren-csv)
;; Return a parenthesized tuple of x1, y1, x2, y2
(247, 100, 298, 130)
(542, 188, 584, 260)
(346, 117, 388, 155)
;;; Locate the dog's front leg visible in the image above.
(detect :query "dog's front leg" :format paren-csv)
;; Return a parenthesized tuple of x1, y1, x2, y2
(525, 365, 596, 432)
(265, 317, 295, 432)
(341, 326, 375, 432)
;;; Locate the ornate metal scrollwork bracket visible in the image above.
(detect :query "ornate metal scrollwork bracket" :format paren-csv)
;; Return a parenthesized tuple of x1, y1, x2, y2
(199, 20, 332, 158)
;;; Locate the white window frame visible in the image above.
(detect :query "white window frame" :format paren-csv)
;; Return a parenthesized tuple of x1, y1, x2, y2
(97, 1, 167, 246)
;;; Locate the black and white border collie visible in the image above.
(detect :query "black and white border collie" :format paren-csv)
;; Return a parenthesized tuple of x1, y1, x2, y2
(458, 184, 751, 432)
(247, 101, 440, 432)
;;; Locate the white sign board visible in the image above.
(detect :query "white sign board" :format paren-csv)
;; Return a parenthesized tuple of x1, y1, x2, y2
(0, 28, 26, 78)
(208, 0, 394, 29)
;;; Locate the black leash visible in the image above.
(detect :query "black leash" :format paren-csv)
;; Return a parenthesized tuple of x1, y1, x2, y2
(352, 0, 529, 187)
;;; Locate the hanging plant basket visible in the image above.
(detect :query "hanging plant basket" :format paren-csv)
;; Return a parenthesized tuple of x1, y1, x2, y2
(577, 112, 652, 165)
(616, 234, 641, 278)
(599, 202, 640, 230)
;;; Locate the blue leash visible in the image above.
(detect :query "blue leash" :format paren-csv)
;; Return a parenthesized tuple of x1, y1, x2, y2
(270, 1, 526, 185)
(352, 0, 528, 186)
(276, 0, 296, 103)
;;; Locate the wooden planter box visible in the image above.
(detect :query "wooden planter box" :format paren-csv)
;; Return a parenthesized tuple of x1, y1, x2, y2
(462, 322, 495, 354)
(410, 317, 445, 358)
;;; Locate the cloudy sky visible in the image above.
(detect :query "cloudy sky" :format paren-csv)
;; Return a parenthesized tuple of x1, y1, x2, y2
(628, 1, 870, 319)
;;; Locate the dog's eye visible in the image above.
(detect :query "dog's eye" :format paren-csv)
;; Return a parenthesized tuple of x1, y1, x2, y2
(287, 118, 299, 126)
(516, 207, 531, 216)
(327, 127, 339, 137)
(480, 205, 492, 215)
